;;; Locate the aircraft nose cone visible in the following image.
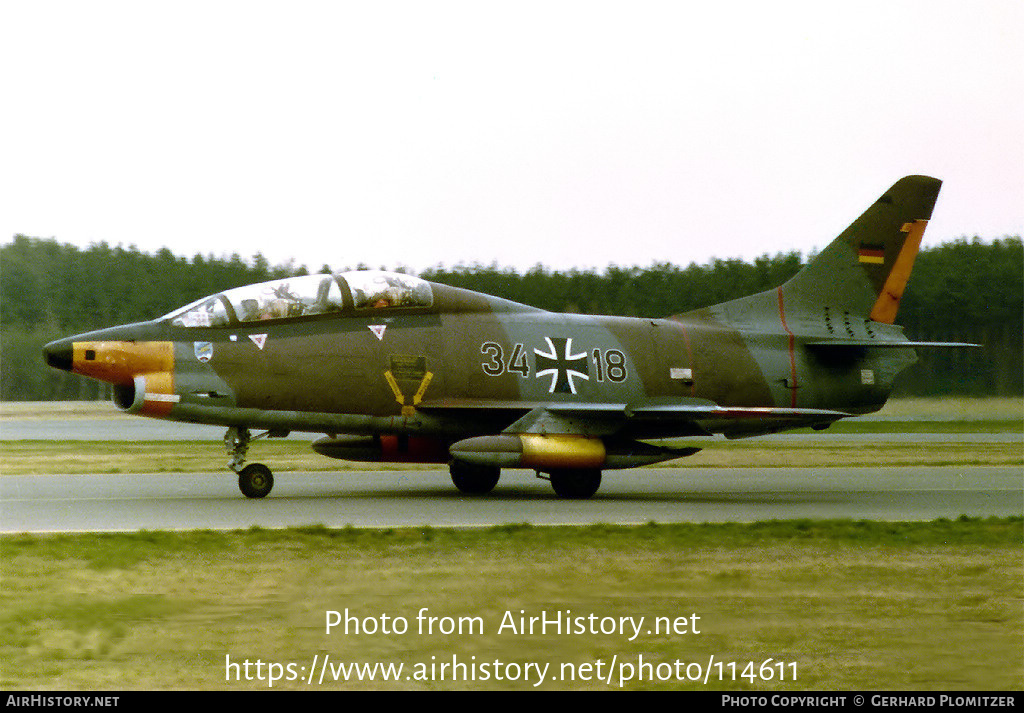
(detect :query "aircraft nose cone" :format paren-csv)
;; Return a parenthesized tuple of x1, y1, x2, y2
(43, 339, 73, 372)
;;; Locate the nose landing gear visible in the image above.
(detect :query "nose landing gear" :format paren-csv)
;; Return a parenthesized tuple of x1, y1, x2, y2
(238, 462, 274, 499)
(225, 426, 285, 498)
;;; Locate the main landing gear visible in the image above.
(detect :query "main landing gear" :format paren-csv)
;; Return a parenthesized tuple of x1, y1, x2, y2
(226, 426, 285, 499)
(541, 468, 602, 499)
(449, 460, 501, 495)
(448, 460, 603, 499)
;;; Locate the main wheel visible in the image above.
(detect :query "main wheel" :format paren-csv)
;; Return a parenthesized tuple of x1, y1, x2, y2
(238, 463, 274, 499)
(549, 468, 601, 499)
(450, 460, 501, 495)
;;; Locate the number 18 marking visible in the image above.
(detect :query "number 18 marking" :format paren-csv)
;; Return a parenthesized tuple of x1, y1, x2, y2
(592, 348, 627, 382)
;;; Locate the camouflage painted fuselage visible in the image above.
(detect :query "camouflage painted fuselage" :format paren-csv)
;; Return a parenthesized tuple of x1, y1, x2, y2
(51, 276, 913, 443)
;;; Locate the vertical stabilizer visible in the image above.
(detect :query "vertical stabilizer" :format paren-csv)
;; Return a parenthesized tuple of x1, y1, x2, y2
(692, 176, 942, 330)
(782, 175, 942, 321)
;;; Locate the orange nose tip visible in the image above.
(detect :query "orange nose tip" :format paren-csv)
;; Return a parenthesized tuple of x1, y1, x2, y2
(45, 340, 176, 385)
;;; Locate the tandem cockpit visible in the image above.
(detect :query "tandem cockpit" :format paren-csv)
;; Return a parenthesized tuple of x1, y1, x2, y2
(162, 270, 435, 328)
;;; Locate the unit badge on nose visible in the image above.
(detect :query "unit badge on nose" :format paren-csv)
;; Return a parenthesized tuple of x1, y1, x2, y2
(194, 342, 214, 363)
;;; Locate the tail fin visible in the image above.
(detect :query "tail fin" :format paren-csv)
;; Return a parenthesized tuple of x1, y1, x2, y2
(782, 175, 942, 322)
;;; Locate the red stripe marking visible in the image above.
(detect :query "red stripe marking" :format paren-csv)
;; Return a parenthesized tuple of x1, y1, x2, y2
(679, 323, 696, 396)
(776, 287, 798, 408)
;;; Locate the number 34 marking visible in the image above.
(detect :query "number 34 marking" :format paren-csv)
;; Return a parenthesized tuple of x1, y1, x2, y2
(480, 342, 627, 382)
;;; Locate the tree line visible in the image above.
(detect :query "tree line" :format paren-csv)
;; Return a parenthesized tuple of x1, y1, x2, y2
(1, 235, 1020, 400)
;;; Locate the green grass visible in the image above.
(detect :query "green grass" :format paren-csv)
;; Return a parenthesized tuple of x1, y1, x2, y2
(869, 396, 1023, 421)
(794, 419, 1022, 433)
(1, 436, 1020, 475)
(1, 519, 1020, 690)
(0, 439, 444, 475)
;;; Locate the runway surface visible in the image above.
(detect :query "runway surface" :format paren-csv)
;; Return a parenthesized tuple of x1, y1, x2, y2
(1, 466, 1019, 533)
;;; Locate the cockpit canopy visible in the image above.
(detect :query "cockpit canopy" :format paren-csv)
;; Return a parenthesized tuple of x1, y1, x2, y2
(164, 271, 434, 328)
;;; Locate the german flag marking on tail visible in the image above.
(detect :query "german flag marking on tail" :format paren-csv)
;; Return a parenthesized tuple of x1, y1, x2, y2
(858, 244, 886, 264)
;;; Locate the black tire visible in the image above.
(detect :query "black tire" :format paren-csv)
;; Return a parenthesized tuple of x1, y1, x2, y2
(449, 460, 501, 495)
(238, 463, 274, 499)
(549, 469, 601, 499)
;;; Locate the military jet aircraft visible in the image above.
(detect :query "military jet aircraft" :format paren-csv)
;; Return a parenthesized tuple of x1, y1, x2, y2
(43, 175, 975, 499)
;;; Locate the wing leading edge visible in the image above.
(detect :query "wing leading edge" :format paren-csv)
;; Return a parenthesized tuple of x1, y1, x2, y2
(419, 399, 851, 439)
(805, 340, 981, 349)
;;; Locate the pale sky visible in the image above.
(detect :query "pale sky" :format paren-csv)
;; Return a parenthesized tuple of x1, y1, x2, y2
(2, 1, 1022, 274)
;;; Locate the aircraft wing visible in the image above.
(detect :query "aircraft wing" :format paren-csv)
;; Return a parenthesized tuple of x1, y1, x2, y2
(625, 403, 851, 438)
(805, 339, 981, 349)
(418, 399, 850, 439)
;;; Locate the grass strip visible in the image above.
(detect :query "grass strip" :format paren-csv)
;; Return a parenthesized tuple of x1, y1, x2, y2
(1, 518, 1020, 690)
(1, 437, 1020, 475)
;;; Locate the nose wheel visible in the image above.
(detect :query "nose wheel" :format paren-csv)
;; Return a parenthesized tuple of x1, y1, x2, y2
(238, 463, 274, 499)
(225, 426, 280, 498)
